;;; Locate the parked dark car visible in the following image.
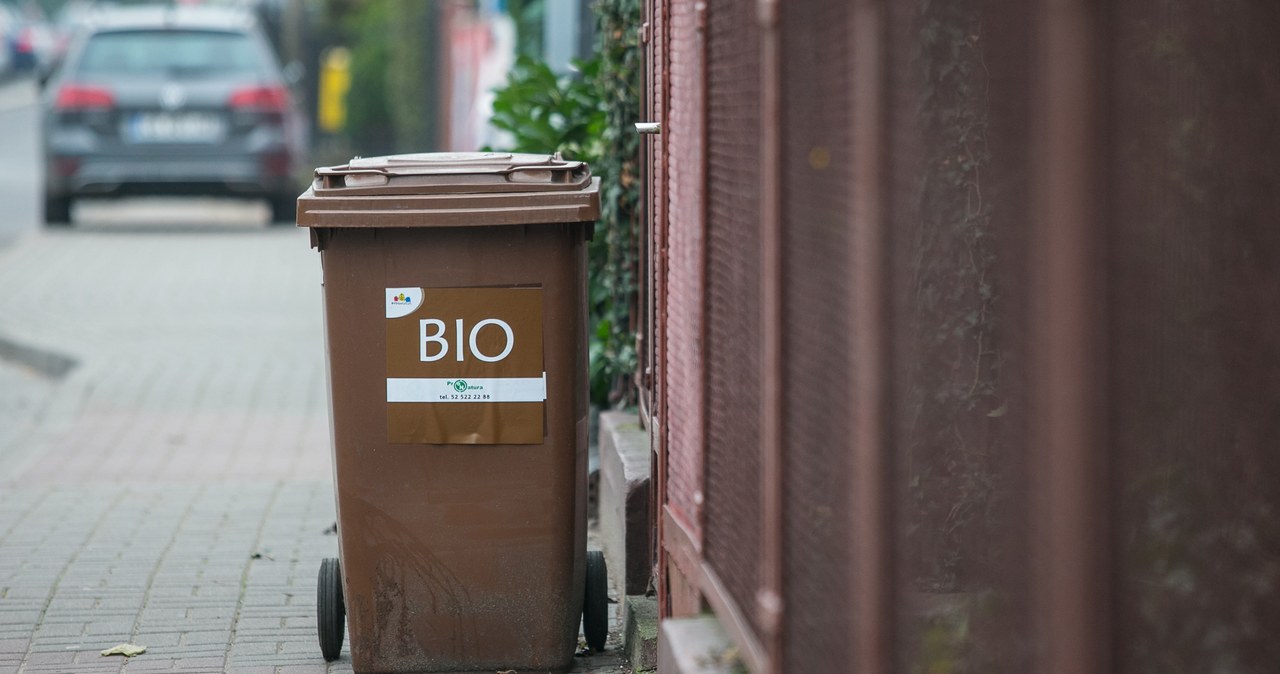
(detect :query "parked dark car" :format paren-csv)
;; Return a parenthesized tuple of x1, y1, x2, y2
(42, 5, 304, 224)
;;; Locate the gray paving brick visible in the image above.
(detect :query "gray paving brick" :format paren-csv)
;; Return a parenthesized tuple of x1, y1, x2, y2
(95, 597, 146, 611)
(42, 611, 135, 625)
(44, 597, 97, 611)
(0, 610, 42, 626)
(20, 650, 78, 666)
(173, 656, 227, 668)
(251, 654, 322, 667)
(33, 622, 84, 638)
(84, 620, 137, 636)
(124, 633, 180, 649)
(0, 586, 49, 600)
(274, 640, 324, 656)
(27, 637, 94, 652)
(227, 641, 279, 657)
(192, 585, 242, 599)
(277, 664, 330, 674)
(24, 664, 124, 674)
(182, 607, 237, 620)
(232, 617, 284, 631)
(163, 648, 225, 661)
(180, 631, 233, 647)
(117, 658, 177, 672)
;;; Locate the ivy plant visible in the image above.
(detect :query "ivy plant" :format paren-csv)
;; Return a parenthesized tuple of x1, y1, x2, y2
(487, 55, 605, 164)
(486, 53, 637, 406)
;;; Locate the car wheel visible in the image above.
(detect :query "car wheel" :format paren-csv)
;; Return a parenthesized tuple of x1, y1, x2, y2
(45, 196, 72, 225)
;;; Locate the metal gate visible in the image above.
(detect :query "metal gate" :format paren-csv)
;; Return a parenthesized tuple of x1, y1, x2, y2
(643, 1, 1280, 672)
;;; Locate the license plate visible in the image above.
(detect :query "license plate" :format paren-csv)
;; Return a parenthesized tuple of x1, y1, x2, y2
(124, 112, 226, 144)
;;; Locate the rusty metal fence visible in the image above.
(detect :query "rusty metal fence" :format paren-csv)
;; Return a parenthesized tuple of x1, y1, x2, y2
(641, 0, 1280, 672)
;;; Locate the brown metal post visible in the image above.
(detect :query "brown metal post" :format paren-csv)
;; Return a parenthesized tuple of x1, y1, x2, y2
(648, 0, 674, 620)
(851, 1, 890, 672)
(660, 0, 711, 620)
(696, 0, 716, 555)
(1031, 2, 1109, 673)
(639, 0, 661, 616)
(756, 0, 785, 671)
(694, 0, 710, 551)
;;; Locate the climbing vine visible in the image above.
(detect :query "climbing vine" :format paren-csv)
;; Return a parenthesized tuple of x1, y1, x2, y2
(907, 0, 1001, 593)
(904, 2, 1017, 672)
(589, 0, 642, 407)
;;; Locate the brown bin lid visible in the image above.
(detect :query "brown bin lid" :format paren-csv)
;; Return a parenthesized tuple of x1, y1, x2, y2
(298, 151, 600, 229)
(312, 151, 592, 196)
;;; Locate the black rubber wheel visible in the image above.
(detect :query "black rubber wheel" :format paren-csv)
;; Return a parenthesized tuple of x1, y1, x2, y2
(583, 550, 608, 652)
(317, 557, 345, 661)
(44, 196, 72, 225)
(269, 194, 296, 225)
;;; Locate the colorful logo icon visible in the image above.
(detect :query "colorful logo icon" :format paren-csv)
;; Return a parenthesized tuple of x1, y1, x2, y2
(451, 380, 469, 393)
(385, 288, 422, 319)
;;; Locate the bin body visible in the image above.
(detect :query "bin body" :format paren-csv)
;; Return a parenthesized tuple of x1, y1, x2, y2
(299, 153, 598, 673)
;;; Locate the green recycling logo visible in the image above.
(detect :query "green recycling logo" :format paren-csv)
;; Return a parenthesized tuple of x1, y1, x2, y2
(451, 380, 469, 393)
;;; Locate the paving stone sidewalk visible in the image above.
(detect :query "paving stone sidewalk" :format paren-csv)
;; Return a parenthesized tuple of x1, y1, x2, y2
(0, 218, 629, 674)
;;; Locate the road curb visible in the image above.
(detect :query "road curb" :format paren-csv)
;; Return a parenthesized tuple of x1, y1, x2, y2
(0, 334, 77, 380)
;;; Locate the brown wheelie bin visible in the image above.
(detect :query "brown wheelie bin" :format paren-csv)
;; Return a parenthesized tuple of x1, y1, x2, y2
(297, 152, 608, 673)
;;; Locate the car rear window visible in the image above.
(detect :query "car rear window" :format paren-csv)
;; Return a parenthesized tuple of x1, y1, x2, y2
(77, 30, 266, 77)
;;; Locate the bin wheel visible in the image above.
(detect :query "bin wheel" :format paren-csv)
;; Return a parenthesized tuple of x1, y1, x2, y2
(583, 550, 608, 652)
(317, 557, 345, 661)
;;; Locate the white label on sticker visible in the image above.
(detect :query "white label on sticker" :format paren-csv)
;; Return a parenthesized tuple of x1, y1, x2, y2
(387, 374, 547, 403)
(386, 287, 423, 319)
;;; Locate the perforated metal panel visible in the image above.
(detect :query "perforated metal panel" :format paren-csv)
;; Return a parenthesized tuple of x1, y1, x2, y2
(884, 2, 1033, 671)
(663, 0, 706, 543)
(778, 0, 855, 670)
(702, 0, 763, 638)
(1107, 2, 1280, 670)
(649, 2, 1280, 671)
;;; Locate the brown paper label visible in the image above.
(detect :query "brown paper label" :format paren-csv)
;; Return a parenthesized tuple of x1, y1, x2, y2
(386, 286, 544, 444)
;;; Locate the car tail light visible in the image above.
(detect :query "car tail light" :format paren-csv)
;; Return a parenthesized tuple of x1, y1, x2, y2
(228, 86, 291, 114)
(54, 84, 115, 111)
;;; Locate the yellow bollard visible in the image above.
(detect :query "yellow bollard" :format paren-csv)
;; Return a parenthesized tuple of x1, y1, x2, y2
(318, 47, 351, 134)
